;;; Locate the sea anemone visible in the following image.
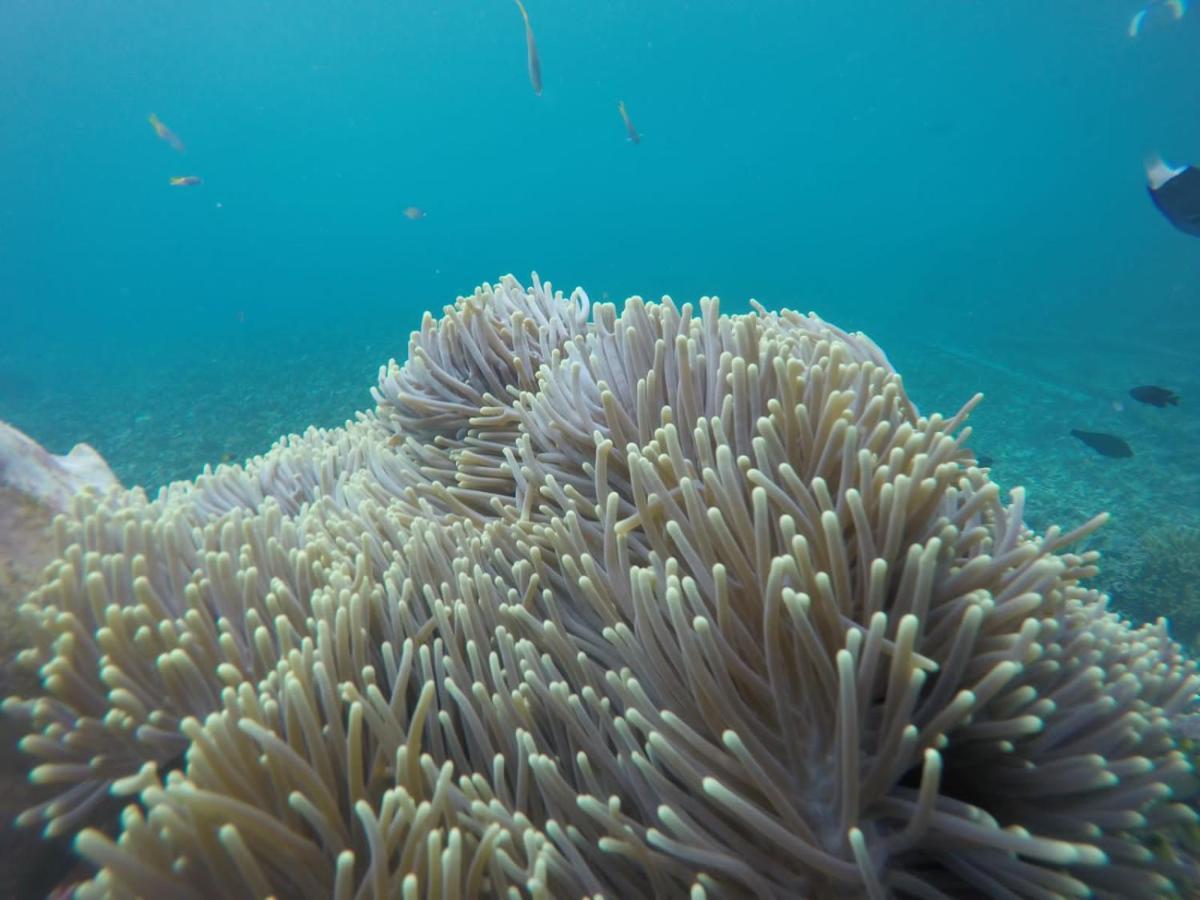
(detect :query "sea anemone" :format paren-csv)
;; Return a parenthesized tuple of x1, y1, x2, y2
(5, 275, 1197, 897)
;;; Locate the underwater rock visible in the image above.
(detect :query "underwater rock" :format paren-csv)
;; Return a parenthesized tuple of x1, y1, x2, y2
(0, 421, 121, 899)
(0, 422, 120, 677)
(0, 420, 120, 515)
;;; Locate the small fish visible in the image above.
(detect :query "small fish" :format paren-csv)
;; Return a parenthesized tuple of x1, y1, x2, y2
(975, 454, 994, 468)
(1146, 157, 1200, 235)
(403, 206, 426, 220)
(618, 100, 640, 144)
(148, 113, 185, 152)
(1070, 429, 1133, 458)
(169, 175, 203, 186)
(1129, 0, 1187, 36)
(514, 0, 542, 96)
(1129, 385, 1180, 407)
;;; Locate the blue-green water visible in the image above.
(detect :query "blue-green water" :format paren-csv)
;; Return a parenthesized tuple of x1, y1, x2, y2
(2, 1, 1198, 573)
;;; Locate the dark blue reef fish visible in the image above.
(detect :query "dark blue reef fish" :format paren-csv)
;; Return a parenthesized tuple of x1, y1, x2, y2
(1129, 385, 1180, 407)
(1147, 157, 1200, 236)
(1070, 429, 1133, 458)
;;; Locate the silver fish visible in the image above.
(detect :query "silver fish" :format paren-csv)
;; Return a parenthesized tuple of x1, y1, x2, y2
(514, 0, 542, 96)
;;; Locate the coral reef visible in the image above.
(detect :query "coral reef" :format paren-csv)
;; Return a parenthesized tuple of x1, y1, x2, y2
(3, 275, 1198, 898)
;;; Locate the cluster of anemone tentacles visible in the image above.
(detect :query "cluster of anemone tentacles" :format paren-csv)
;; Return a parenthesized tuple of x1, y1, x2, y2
(4, 275, 1198, 899)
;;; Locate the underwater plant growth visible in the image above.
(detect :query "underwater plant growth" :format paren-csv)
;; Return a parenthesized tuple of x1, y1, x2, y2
(4, 277, 1198, 897)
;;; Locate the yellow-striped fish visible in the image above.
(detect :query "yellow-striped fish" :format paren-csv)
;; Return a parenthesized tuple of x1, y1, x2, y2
(618, 100, 640, 144)
(148, 113, 185, 152)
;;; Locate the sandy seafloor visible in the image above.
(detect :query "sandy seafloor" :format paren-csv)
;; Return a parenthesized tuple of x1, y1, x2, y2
(899, 324, 1200, 643)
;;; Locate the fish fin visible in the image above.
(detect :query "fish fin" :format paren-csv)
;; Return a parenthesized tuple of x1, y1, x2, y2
(1145, 154, 1186, 190)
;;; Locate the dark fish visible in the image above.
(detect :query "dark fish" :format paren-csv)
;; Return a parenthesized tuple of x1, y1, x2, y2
(975, 454, 994, 468)
(1070, 429, 1133, 458)
(1146, 157, 1200, 236)
(1129, 385, 1179, 407)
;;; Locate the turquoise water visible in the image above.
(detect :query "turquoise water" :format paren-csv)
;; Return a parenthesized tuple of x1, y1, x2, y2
(4, 0, 1198, 627)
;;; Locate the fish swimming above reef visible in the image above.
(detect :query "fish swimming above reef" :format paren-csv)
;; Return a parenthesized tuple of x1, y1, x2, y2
(1129, 385, 1180, 407)
(618, 100, 640, 144)
(403, 206, 426, 220)
(148, 113, 185, 152)
(514, 0, 542, 96)
(1146, 157, 1200, 236)
(168, 176, 202, 187)
(1070, 429, 1133, 458)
